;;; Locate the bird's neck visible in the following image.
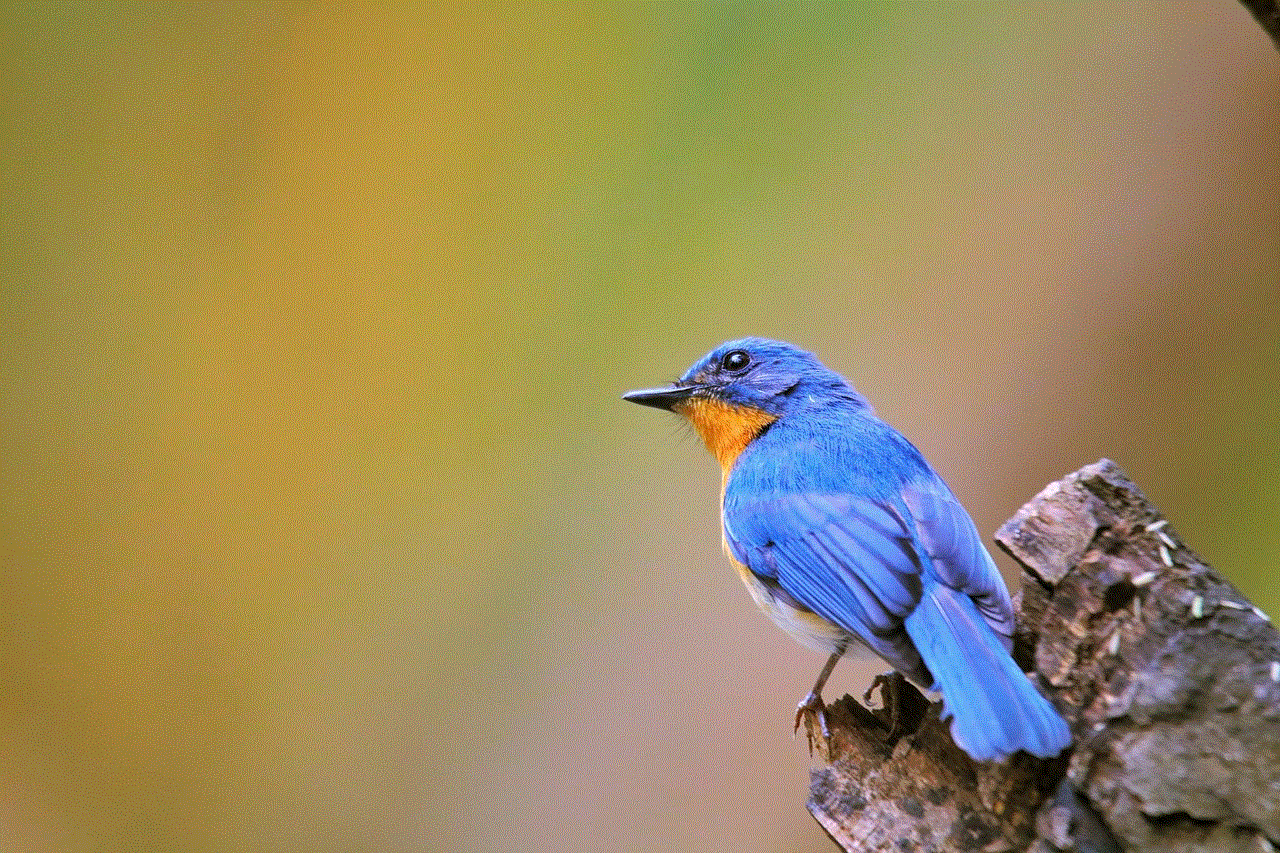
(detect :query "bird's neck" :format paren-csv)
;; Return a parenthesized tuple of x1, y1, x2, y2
(674, 397, 777, 473)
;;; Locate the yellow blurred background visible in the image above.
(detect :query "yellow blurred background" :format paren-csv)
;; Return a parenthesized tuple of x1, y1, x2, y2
(2, 4, 1276, 851)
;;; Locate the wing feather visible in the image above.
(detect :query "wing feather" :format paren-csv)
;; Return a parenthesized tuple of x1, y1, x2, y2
(900, 479, 1015, 644)
(725, 489, 928, 681)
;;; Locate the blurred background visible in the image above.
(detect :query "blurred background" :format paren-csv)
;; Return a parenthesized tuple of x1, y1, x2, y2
(2, 3, 1277, 851)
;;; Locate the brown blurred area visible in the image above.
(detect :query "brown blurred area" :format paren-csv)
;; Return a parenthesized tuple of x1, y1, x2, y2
(1, 4, 1276, 852)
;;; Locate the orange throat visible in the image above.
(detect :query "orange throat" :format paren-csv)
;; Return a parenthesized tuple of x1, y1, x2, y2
(674, 396, 777, 472)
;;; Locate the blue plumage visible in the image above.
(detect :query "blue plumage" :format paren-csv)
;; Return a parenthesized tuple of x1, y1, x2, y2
(624, 337, 1070, 761)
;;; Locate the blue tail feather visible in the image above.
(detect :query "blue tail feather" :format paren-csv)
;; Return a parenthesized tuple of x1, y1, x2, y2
(904, 581, 1071, 761)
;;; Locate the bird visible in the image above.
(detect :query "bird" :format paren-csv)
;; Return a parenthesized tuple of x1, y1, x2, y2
(623, 337, 1071, 761)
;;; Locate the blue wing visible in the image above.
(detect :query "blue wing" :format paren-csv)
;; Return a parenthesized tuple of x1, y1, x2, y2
(723, 420, 1016, 668)
(723, 420, 1070, 759)
(724, 480, 933, 686)
(899, 477, 1016, 646)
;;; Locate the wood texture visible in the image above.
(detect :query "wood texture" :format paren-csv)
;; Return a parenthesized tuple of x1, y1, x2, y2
(806, 460, 1280, 852)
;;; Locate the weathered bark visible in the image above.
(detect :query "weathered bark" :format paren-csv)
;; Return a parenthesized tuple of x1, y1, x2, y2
(806, 459, 1280, 853)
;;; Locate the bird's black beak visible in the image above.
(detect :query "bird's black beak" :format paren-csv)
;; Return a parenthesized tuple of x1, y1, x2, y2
(622, 384, 697, 411)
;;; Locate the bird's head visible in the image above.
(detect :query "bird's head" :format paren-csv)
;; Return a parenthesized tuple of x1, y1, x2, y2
(623, 337, 868, 468)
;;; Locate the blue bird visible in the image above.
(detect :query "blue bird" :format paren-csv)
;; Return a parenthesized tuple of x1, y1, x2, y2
(624, 338, 1070, 761)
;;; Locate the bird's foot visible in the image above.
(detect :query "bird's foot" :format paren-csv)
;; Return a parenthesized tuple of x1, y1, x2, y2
(793, 690, 830, 754)
(863, 671, 903, 736)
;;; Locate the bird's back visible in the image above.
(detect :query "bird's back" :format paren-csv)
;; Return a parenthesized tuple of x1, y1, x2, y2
(728, 400, 928, 502)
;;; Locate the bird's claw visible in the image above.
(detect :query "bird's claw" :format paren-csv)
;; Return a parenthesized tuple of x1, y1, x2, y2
(863, 671, 903, 736)
(793, 690, 830, 754)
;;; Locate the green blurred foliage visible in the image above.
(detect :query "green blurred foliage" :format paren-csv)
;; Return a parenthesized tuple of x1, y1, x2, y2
(1, 4, 1276, 852)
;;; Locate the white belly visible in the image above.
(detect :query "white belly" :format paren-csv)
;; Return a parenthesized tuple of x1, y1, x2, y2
(732, 556, 852, 655)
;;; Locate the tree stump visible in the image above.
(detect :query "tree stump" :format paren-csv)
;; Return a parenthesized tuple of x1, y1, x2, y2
(806, 459, 1280, 853)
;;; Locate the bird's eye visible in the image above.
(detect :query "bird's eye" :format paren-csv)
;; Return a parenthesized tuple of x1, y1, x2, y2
(720, 349, 751, 373)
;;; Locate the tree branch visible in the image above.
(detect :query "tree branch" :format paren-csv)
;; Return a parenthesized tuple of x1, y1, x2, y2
(806, 459, 1280, 852)
(1239, 0, 1280, 50)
